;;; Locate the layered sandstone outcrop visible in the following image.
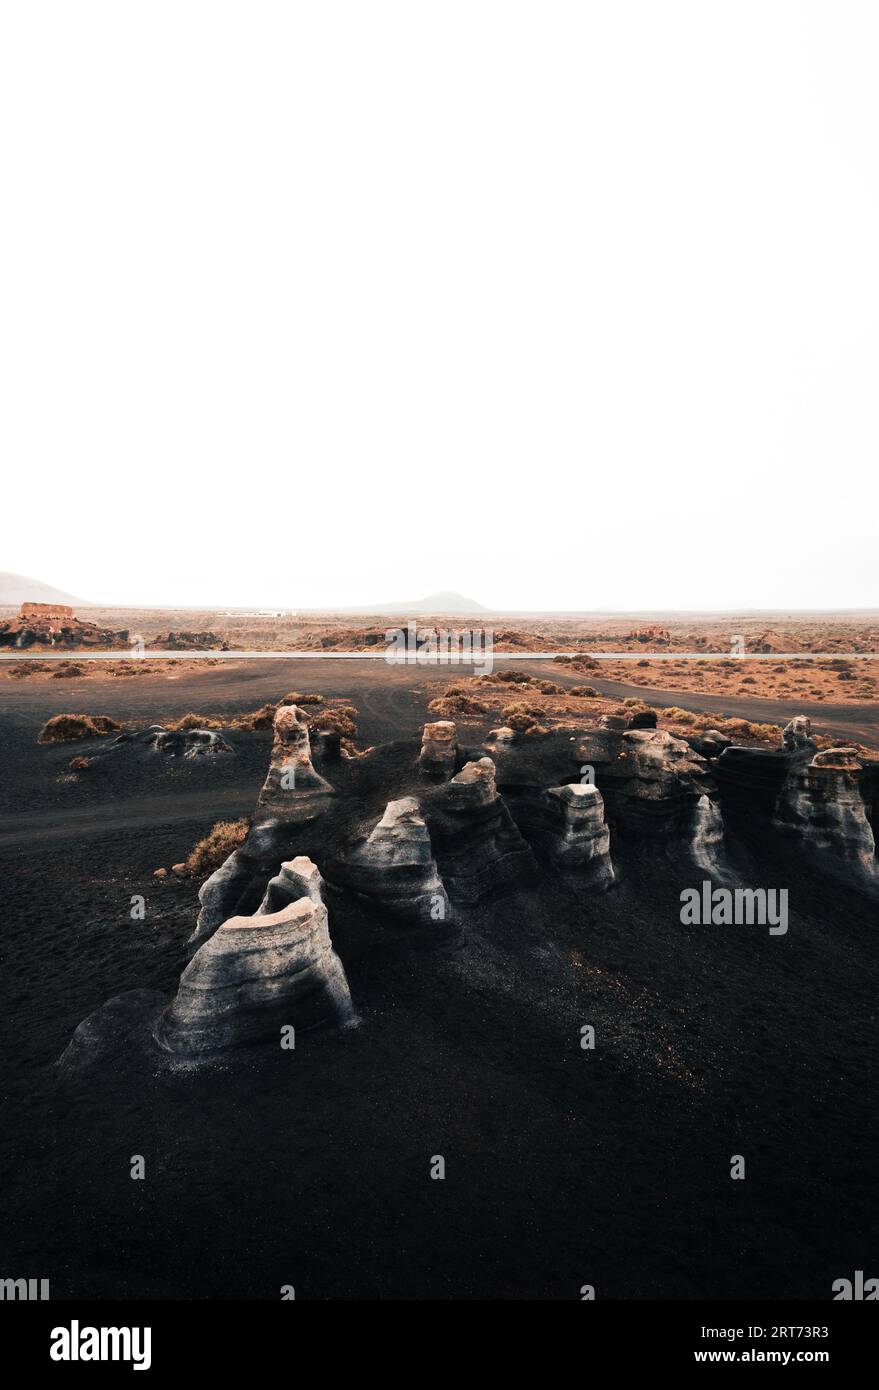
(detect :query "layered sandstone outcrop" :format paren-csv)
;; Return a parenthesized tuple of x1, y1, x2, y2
(424, 757, 534, 904)
(773, 747, 877, 880)
(599, 729, 715, 825)
(334, 796, 450, 925)
(598, 728, 723, 865)
(539, 783, 615, 885)
(190, 706, 333, 949)
(419, 720, 459, 775)
(146, 727, 233, 758)
(158, 857, 353, 1055)
(715, 714, 820, 815)
(627, 709, 658, 730)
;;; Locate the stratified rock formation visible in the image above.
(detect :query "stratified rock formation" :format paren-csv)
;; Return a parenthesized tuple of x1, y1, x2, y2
(782, 715, 816, 754)
(540, 783, 615, 885)
(334, 796, 450, 925)
(574, 719, 626, 782)
(687, 729, 732, 760)
(190, 706, 334, 949)
(773, 747, 878, 880)
(600, 729, 717, 831)
(158, 857, 353, 1055)
(255, 704, 334, 821)
(425, 757, 535, 904)
(419, 720, 459, 776)
(627, 709, 658, 730)
(715, 713, 822, 816)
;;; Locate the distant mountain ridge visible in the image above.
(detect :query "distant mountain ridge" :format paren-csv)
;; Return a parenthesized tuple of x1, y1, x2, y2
(336, 590, 489, 615)
(0, 571, 85, 607)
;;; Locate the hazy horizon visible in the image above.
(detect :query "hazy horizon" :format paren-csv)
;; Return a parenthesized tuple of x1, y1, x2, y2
(3, 3, 878, 610)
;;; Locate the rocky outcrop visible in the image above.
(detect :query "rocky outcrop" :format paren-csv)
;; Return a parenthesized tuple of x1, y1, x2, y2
(773, 747, 877, 880)
(190, 706, 334, 949)
(599, 729, 723, 857)
(687, 729, 732, 760)
(58, 990, 168, 1073)
(255, 704, 334, 822)
(147, 727, 233, 758)
(0, 602, 129, 649)
(424, 758, 534, 905)
(257, 855, 325, 913)
(627, 709, 658, 730)
(89, 724, 235, 762)
(539, 783, 615, 885)
(419, 720, 459, 775)
(574, 718, 626, 782)
(334, 797, 450, 925)
(782, 716, 816, 754)
(600, 729, 710, 813)
(715, 714, 821, 816)
(714, 744, 797, 815)
(158, 858, 353, 1055)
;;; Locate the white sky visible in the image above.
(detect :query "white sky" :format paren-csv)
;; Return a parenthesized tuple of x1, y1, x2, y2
(1, 2, 877, 611)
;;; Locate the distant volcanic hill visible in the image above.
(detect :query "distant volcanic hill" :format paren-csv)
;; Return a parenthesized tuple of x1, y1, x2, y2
(0, 571, 85, 608)
(342, 590, 489, 615)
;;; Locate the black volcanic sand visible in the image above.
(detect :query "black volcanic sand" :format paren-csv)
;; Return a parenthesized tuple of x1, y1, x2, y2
(0, 665, 877, 1299)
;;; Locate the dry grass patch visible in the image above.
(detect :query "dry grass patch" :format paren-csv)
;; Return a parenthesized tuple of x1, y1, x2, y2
(185, 819, 249, 876)
(37, 713, 122, 743)
(166, 712, 225, 731)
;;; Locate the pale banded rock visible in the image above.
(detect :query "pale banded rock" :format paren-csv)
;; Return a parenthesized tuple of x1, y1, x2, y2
(190, 706, 334, 949)
(600, 729, 723, 851)
(542, 783, 615, 886)
(773, 748, 877, 879)
(335, 797, 449, 925)
(419, 720, 459, 775)
(425, 758, 534, 905)
(158, 877, 353, 1055)
(782, 715, 816, 754)
(256, 704, 334, 822)
(258, 856, 325, 914)
(484, 726, 516, 749)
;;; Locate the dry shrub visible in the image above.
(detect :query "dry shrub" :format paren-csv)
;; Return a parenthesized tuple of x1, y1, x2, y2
(281, 691, 324, 705)
(166, 712, 225, 731)
(569, 685, 598, 698)
(536, 680, 563, 694)
(309, 705, 357, 739)
(428, 691, 490, 718)
(502, 702, 546, 734)
(185, 819, 249, 876)
(658, 706, 697, 725)
(68, 755, 91, 770)
(38, 713, 122, 743)
(51, 661, 86, 678)
(232, 703, 277, 731)
(9, 661, 51, 678)
(230, 698, 359, 740)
